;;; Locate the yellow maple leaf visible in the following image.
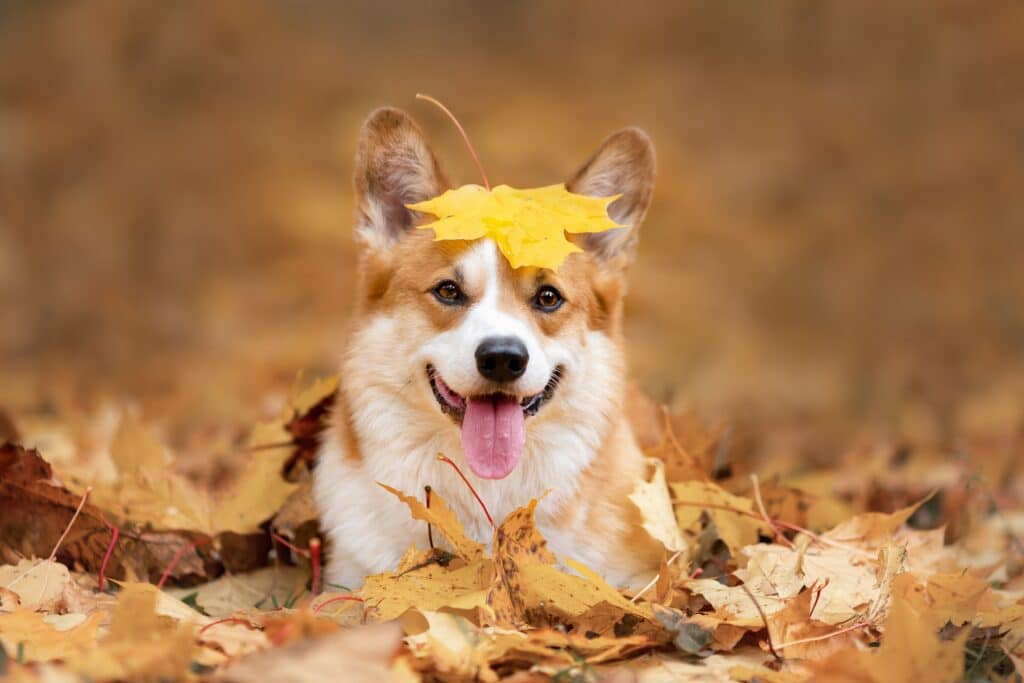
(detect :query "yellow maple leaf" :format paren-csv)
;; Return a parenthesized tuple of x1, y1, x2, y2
(408, 183, 622, 270)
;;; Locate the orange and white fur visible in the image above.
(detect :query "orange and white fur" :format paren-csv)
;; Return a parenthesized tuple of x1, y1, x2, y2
(314, 108, 661, 589)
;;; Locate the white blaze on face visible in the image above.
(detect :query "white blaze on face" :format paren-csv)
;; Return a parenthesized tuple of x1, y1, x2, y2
(420, 240, 557, 399)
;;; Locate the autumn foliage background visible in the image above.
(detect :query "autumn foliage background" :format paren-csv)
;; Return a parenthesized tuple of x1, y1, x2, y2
(1, 0, 1023, 680)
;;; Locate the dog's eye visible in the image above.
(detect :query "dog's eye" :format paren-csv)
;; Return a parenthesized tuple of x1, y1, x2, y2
(532, 285, 564, 312)
(433, 280, 465, 305)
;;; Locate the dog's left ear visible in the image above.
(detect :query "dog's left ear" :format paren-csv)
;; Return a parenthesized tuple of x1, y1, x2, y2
(566, 128, 655, 265)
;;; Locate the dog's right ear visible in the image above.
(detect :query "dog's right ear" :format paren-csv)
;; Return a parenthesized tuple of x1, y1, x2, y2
(353, 108, 448, 249)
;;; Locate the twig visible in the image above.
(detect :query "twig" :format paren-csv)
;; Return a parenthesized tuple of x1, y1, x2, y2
(807, 578, 830, 621)
(98, 524, 120, 592)
(436, 453, 494, 528)
(246, 440, 296, 452)
(198, 617, 260, 636)
(425, 485, 435, 550)
(776, 621, 870, 651)
(48, 486, 92, 561)
(671, 499, 874, 558)
(630, 550, 682, 603)
(309, 538, 322, 597)
(416, 93, 490, 190)
(659, 406, 707, 480)
(312, 594, 365, 614)
(271, 532, 310, 558)
(4, 486, 92, 594)
(740, 582, 782, 661)
(750, 474, 794, 548)
(156, 537, 208, 589)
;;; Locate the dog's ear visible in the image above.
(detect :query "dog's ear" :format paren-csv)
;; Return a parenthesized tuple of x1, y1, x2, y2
(566, 128, 655, 265)
(353, 108, 449, 249)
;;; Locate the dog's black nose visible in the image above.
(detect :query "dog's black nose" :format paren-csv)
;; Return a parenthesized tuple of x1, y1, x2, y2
(475, 336, 529, 382)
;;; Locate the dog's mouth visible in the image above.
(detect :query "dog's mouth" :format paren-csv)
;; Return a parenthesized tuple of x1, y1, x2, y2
(426, 364, 564, 480)
(426, 365, 563, 421)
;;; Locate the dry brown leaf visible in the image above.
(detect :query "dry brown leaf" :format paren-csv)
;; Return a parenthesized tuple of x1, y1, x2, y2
(216, 622, 403, 683)
(822, 500, 925, 548)
(378, 482, 485, 562)
(168, 566, 309, 617)
(0, 559, 70, 612)
(685, 578, 788, 629)
(891, 571, 990, 627)
(673, 480, 765, 555)
(807, 589, 968, 683)
(0, 609, 103, 662)
(0, 444, 208, 585)
(738, 541, 878, 626)
(629, 458, 687, 554)
(362, 557, 492, 622)
(403, 610, 523, 683)
(768, 588, 861, 661)
(65, 583, 198, 682)
(212, 447, 299, 535)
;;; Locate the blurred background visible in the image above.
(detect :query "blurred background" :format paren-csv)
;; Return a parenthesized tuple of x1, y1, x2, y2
(2, 0, 1022, 466)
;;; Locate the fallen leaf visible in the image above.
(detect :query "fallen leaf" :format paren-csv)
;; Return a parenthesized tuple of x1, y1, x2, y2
(808, 589, 968, 682)
(403, 610, 523, 683)
(0, 609, 103, 662)
(629, 458, 687, 554)
(216, 622, 403, 683)
(66, 583, 197, 682)
(0, 444, 207, 585)
(362, 553, 492, 622)
(167, 566, 309, 617)
(378, 483, 484, 562)
(673, 481, 766, 555)
(0, 559, 70, 612)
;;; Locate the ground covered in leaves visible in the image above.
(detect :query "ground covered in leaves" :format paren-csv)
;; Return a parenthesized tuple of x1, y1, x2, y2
(1, 376, 1022, 682)
(2, 1, 1023, 681)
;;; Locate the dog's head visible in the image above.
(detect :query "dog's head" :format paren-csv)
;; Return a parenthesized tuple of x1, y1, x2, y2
(344, 108, 654, 480)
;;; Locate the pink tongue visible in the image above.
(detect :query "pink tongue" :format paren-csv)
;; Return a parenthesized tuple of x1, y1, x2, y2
(461, 396, 526, 479)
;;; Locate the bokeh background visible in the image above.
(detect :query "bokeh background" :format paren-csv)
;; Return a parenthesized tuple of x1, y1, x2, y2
(2, 0, 1022, 465)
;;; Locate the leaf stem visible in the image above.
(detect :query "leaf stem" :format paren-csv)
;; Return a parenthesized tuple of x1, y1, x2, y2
(740, 582, 782, 662)
(309, 537, 322, 597)
(436, 453, 495, 528)
(156, 537, 208, 589)
(98, 524, 120, 592)
(271, 532, 310, 558)
(776, 621, 870, 651)
(198, 617, 259, 636)
(311, 594, 365, 613)
(630, 550, 682, 603)
(425, 485, 435, 550)
(416, 93, 490, 190)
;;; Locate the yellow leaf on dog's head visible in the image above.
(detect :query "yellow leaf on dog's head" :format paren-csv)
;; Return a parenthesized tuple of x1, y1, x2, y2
(409, 183, 622, 271)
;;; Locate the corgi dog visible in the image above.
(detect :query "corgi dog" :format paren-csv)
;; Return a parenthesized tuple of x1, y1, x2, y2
(314, 108, 660, 589)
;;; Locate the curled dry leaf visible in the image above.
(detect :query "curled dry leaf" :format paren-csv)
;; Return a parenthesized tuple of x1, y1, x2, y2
(629, 458, 688, 554)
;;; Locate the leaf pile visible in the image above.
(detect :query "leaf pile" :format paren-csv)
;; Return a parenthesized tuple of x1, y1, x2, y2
(1, 377, 1023, 682)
